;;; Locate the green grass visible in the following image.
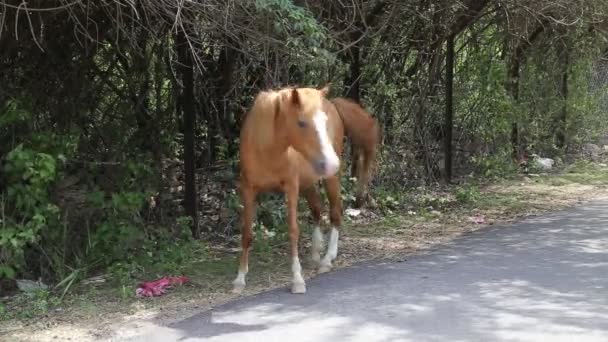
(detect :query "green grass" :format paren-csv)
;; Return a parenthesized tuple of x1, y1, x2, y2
(0, 289, 60, 321)
(556, 162, 608, 183)
(371, 160, 608, 234)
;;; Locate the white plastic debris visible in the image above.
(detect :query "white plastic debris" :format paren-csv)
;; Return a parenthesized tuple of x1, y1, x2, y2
(345, 208, 362, 217)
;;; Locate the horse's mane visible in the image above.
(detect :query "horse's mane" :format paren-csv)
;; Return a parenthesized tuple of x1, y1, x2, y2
(243, 89, 283, 149)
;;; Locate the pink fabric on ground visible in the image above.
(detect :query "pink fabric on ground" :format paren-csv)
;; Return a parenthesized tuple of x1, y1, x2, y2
(136, 276, 189, 297)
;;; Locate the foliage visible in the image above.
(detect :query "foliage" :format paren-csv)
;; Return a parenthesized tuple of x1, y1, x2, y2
(0, 102, 199, 293)
(0, 141, 62, 278)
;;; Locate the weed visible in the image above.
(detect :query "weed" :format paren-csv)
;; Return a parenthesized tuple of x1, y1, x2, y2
(455, 185, 481, 204)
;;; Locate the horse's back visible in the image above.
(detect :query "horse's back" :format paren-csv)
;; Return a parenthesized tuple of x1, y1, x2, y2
(322, 98, 345, 154)
(330, 97, 379, 149)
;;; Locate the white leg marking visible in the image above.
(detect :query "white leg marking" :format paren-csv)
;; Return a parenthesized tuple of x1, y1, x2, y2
(311, 225, 323, 264)
(312, 110, 340, 176)
(319, 227, 339, 273)
(232, 270, 247, 294)
(291, 256, 306, 294)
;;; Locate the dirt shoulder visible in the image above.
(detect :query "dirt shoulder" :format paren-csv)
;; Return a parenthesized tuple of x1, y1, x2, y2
(2, 161, 608, 342)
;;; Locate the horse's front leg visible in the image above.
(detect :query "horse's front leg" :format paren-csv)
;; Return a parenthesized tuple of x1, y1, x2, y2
(319, 175, 342, 273)
(286, 183, 306, 294)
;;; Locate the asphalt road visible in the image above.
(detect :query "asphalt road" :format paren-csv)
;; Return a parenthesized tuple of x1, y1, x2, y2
(122, 199, 608, 342)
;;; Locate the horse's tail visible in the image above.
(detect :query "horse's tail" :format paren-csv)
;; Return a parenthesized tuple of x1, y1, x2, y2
(331, 97, 380, 208)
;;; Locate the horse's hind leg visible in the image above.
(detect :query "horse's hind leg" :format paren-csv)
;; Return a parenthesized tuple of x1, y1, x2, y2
(303, 186, 324, 265)
(232, 185, 257, 294)
(319, 175, 342, 273)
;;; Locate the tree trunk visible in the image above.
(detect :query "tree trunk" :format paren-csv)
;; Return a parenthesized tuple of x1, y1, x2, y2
(505, 23, 548, 160)
(176, 30, 199, 238)
(444, 35, 455, 183)
(345, 43, 362, 179)
(555, 41, 569, 149)
(133, 29, 157, 157)
(346, 45, 361, 102)
(216, 38, 240, 158)
(506, 57, 521, 160)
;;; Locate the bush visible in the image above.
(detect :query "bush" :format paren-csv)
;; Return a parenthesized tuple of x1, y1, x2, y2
(1, 145, 62, 280)
(0, 101, 196, 291)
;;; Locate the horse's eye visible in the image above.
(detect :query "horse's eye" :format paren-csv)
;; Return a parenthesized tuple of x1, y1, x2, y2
(297, 120, 307, 128)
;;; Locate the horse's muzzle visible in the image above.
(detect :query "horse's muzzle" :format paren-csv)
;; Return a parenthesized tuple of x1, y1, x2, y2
(314, 155, 340, 177)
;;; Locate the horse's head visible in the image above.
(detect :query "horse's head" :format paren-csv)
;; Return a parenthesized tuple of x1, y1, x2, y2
(279, 84, 340, 177)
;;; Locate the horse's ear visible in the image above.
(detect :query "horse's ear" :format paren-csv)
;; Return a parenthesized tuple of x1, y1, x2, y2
(319, 83, 331, 97)
(290, 88, 301, 106)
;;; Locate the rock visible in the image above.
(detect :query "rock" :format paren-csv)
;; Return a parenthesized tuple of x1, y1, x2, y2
(583, 143, 601, 153)
(530, 154, 554, 171)
(597, 133, 608, 146)
(430, 210, 442, 217)
(583, 143, 601, 160)
(536, 158, 554, 170)
(16, 279, 48, 292)
(83, 275, 106, 285)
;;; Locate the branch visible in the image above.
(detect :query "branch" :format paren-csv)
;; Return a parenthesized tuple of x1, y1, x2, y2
(0, 0, 82, 12)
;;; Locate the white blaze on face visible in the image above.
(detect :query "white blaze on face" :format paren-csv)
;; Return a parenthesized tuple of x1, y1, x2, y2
(312, 110, 340, 176)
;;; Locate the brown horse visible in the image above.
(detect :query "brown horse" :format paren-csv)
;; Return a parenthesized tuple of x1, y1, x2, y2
(233, 84, 379, 294)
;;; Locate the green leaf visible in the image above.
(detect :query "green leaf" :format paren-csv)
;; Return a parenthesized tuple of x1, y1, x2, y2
(0, 265, 16, 279)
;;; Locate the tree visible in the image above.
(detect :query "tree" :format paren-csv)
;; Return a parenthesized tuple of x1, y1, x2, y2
(444, 34, 455, 183)
(176, 28, 199, 238)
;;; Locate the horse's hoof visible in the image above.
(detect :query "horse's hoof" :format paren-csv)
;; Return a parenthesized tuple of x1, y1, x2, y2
(232, 282, 245, 294)
(318, 264, 332, 274)
(291, 282, 307, 294)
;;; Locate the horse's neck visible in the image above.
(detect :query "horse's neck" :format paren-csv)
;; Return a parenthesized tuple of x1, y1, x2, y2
(251, 112, 289, 158)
